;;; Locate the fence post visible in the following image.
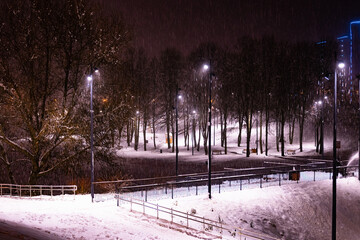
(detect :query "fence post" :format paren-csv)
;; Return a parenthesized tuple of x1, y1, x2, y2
(145, 188, 147, 202)
(229, 180, 231, 187)
(157, 204, 159, 219)
(20, 185, 22, 197)
(171, 185, 173, 199)
(171, 208, 173, 223)
(143, 200, 145, 214)
(240, 179, 242, 190)
(260, 177, 262, 188)
(313, 171, 316, 181)
(10, 185, 12, 196)
(196, 185, 198, 195)
(165, 185, 167, 194)
(30, 186, 31, 197)
(51, 186, 53, 197)
(130, 198, 132, 212)
(186, 212, 189, 228)
(279, 173, 281, 186)
(40, 186, 42, 196)
(219, 183, 221, 193)
(62, 186, 64, 195)
(203, 216, 205, 229)
(0, 184, 2, 196)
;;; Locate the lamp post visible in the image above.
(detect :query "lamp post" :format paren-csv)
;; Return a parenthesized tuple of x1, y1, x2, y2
(203, 62, 212, 199)
(88, 69, 99, 202)
(332, 62, 344, 240)
(175, 86, 181, 176)
(358, 74, 360, 181)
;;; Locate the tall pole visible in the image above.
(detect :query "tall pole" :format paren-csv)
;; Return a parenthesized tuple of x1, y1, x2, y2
(192, 115, 194, 156)
(175, 86, 179, 176)
(332, 68, 338, 240)
(358, 75, 360, 180)
(89, 76, 94, 202)
(256, 117, 259, 155)
(321, 84, 324, 159)
(208, 61, 212, 199)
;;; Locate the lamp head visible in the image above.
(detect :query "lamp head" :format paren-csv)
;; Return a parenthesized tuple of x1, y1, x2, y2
(338, 63, 345, 69)
(87, 76, 93, 82)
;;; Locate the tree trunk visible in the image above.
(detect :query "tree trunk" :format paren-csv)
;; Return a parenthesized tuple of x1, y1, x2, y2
(281, 110, 285, 156)
(118, 126, 123, 145)
(134, 117, 140, 151)
(171, 113, 175, 153)
(245, 111, 252, 157)
(143, 120, 147, 151)
(152, 116, 157, 149)
(197, 126, 201, 151)
(220, 111, 224, 147)
(224, 112, 228, 154)
(288, 117, 295, 144)
(299, 104, 305, 152)
(166, 112, 171, 149)
(276, 118, 279, 152)
(237, 113, 243, 147)
(29, 161, 40, 185)
(259, 111, 263, 154)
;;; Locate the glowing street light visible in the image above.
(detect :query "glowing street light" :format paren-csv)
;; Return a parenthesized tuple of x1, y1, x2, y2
(332, 62, 345, 240)
(88, 74, 95, 202)
(203, 62, 212, 199)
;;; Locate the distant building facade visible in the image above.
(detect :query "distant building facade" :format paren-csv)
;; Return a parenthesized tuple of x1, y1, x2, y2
(317, 20, 360, 103)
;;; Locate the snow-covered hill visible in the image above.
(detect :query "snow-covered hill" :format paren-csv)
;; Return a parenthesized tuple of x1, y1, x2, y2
(0, 177, 359, 239)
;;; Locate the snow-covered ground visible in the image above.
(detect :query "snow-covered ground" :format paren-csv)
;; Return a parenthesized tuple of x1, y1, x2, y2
(0, 177, 359, 240)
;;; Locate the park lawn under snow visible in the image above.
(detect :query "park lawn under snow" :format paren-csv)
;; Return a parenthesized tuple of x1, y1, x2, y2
(0, 177, 359, 240)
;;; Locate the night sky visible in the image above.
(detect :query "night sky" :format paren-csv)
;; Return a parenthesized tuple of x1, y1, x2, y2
(102, 0, 360, 56)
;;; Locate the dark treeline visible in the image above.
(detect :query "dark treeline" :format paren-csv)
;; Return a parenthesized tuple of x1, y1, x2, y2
(0, 0, 343, 185)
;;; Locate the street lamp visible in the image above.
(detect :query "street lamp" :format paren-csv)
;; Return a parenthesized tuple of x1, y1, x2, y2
(175, 87, 181, 176)
(358, 74, 360, 181)
(88, 68, 99, 202)
(332, 62, 344, 240)
(203, 63, 212, 199)
(87, 75, 95, 202)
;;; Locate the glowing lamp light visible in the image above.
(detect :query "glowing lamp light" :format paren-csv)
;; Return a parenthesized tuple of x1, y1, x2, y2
(203, 64, 209, 70)
(338, 63, 345, 69)
(87, 76, 93, 81)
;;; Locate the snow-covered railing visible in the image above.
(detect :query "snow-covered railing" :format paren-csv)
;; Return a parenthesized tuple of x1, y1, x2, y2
(115, 195, 280, 240)
(0, 184, 77, 197)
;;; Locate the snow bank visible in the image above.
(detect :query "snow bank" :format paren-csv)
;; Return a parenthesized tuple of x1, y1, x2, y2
(0, 177, 359, 240)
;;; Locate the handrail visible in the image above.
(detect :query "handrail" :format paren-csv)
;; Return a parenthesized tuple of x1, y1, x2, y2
(0, 184, 77, 197)
(115, 165, 355, 193)
(115, 195, 279, 240)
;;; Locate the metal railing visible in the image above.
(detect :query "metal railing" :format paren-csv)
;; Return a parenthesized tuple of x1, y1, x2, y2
(115, 195, 279, 240)
(108, 165, 357, 201)
(0, 184, 77, 197)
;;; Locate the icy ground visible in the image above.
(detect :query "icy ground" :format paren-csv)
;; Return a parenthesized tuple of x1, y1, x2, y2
(0, 177, 359, 240)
